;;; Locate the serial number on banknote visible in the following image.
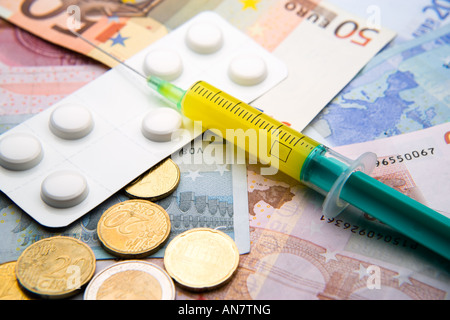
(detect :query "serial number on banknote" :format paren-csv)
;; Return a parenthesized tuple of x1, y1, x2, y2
(319, 215, 419, 249)
(375, 148, 435, 167)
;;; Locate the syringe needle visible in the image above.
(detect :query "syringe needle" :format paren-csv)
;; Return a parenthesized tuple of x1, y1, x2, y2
(70, 28, 186, 106)
(70, 29, 148, 81)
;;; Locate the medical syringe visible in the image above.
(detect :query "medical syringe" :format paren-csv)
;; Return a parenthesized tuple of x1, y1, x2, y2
(75, 31, 450, 260)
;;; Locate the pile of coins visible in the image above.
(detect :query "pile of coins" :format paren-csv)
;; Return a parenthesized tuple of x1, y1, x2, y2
(0, 158, 240, 300)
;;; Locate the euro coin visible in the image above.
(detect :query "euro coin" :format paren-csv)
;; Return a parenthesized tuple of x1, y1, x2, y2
(97, 199, 171, 258)
(124, 157, 180, 201)
(84, 260, 176, 300)
(164, 228, 239, 291)
(0, 261, 33, 300)
(15, 236, 96, 299)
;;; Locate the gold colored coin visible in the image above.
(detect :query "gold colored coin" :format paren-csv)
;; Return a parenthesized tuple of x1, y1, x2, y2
(97, 199, 171, 258)
(124, 157, 180, 201)
(0, 261, 33, 300)
(164, 228, 239, 291)
(15, 236, 96, 299)
(84, 260, 176, 300)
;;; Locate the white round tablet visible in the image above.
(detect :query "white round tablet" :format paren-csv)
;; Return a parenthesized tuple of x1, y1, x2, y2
(143, 49, 183, 81)
(228, 53, 268, 86)
(41, 170, 89, 208)
(141, 108, 182, 142)
(185, 22, 223, 54)
(0, 133, 43, 171)
(49, 103, 94, 140)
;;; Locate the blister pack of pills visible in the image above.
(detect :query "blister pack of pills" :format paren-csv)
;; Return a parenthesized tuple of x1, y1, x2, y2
(0, 11, 287, 227)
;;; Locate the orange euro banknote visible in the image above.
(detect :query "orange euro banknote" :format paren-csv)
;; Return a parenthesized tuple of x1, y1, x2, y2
(0, 0, 169, 67)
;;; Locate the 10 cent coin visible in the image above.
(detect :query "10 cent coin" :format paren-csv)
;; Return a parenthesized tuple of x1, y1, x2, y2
(164, 228, 239, 291)
(124, 157, 180, 201)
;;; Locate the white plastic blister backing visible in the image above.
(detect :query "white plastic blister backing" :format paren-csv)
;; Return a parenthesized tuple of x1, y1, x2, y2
(0, 11, 287, 227)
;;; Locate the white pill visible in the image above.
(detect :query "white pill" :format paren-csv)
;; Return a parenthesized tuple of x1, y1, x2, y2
(0, 133, 43, 171)
(141, 108, 182, 142)
(49, 103, 94, 140)
(143, 49, 183, 81)
(228, 53, 268, 86)
(185, 22, 223, 54)
(41, 170, 89, 208)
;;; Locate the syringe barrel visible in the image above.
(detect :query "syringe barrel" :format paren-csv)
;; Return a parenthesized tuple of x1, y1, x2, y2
(301, 145, 377, 217)
(179, 80, 377, 217)
(179, 81, 322, 181)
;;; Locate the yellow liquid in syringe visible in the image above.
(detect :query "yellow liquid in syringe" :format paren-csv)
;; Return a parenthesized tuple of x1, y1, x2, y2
(179, 81, 321, 181)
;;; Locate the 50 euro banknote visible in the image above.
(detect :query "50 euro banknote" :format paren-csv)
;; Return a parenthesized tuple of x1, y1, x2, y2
(0, 0, 396, 130)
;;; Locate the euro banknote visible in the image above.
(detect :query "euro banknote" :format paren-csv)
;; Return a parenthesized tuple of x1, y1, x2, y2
(170, 122, 450, 300)
(0, 0, 168, 67)
(307, 22, 450, 147)
(327, 0, 450, 46)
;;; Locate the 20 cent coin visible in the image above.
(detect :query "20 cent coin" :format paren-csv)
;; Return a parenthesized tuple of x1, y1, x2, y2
(97, 200, 171, 258)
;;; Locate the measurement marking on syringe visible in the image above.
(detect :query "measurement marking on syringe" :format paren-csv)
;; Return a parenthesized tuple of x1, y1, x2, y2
(284, 134, 291, 142)
(210, 91, 222, 102)
(272, 124, 283, 136)
(230, 102, 241, 112)
(250, 113, 262, 123)
(293, 136, 304, 146)
(193, 83, 202, 92)
(192, 85, 315, 153)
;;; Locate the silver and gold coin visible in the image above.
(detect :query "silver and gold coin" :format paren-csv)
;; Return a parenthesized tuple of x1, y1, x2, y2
(97, 199, 171, 258)
(0, 261, 33, 300)
(164, 228, 239, 291)
(15, 236, 96, 299)
(124, 157, 180, 201)
(84, 260, 176, 300)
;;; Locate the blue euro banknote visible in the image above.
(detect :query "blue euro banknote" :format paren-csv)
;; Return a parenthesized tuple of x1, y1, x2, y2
(308, 23, 450, 146)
